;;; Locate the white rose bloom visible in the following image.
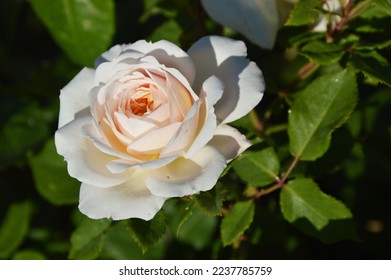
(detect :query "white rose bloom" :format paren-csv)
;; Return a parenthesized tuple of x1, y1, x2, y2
(55, 36, 264, 221)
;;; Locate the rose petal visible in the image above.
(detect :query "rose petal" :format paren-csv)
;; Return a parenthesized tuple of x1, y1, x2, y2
(79, 171, 165, 220)
(94, 44, 127, 67)
(58, 68, 95, 128)
(55, 112, 129, 188)
(185, 75, 223, 158)
(201, 0, 279, 49)
(208, 124, 251, 161)
(146, 146, 226, 197)
(188, 36, 264, 124)
(127, 122, 182, 155)
(107, 155, 178, 173)
(122, 40, 196, 85)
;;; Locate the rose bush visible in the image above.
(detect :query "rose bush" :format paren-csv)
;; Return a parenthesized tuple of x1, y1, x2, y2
(55, 36, 264, 221)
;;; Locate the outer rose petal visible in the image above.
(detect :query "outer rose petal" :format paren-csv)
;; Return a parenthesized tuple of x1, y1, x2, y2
(55, 112, 130, 188)
(122, 40, 196, 85)
(79, 171, 165, 220)
(208, 124, 251, 161)
(145, 146, 226, 197)
(94, 44, 127, 67)
(188, 36, 264, 124)
(58, 68, 95, 127)
(201, 0, 279, 49)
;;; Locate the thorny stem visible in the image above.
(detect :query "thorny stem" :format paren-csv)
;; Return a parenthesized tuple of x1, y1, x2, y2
(252, 156, 300, 200)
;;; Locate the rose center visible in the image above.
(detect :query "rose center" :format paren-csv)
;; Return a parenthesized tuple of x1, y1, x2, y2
(129, 93, 154, 116)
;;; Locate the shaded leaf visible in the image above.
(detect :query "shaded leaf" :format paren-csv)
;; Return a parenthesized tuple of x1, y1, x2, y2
(147, 19, 182, 45)
(127, 210, 167, 254)
(195, 183, 229, 216)
(280, 178, 352, 230)
(221, 200, 254, 246)
(12, 250, 46, 260)
(300, 41, 345, 65)
(69, 217, 111, 259)
(349, 52, 391, 87)
(29, 0, 115, 66)
(0, 201, 32, 259)
(233, 147, 280, 187)
(29, 138, 79, 206)
(0, 104, 49, 165)
(288, 69, 358, 160)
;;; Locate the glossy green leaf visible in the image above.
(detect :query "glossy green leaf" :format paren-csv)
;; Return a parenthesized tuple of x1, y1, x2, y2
(349, 52, 391, 87)
(0, 201, 32, 259)
(280, 178, 352, 230)
(29, 138, 79, 206)
(221, 200, 254, 246)
(127, 210, 167, 254)
(69, 217, 111, 260)
(300, 41, 345, 65)
(233, 147, 280, 187)
(286, 0, 322, 26)
(29, 0, 115, 66)
(288, 69, 358, 160)
(195, 183, 228, 216)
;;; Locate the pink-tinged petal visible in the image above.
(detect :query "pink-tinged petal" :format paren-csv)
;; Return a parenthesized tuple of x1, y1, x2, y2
(55, 112, 129, 188)
(79, 171, 165, 221)
(146, 146, 226, 197)
(201, 0, 279, 49)
(123, 40, 196, 85)
(58, 68, 95, 128)
(208, 124, 251, 161)
(185, 75, 223, 158)
(127, 122, 182, 155)
(188, 36, 264, 124)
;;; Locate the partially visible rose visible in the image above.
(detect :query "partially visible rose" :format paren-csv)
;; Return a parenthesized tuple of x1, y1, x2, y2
(201, 0, 346, 49)
(55, 36, 264, 221)
(313, 0, 346, 32)
(201, 0, 296, 49)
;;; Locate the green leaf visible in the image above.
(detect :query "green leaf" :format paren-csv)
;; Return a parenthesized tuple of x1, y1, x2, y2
(12, 250, 46, 260)
(0, 104, 49, 165)
(100, 222, 166, 260)
(29, 0, 115, 66)
(69, 217, 111, 259)
(29, 138, 79, 206)
(176, 208, 217, 250)
(374, 0, 391, 15)
(233, 147, 280, 187)
(127, 210, 167, 254)
(0, 201, 32, 259)
(195, 183, 228, 216)
(286, 0, 322, 26)
(221, 200, 254, 246)
(280, 178, 352, 230)
(349, 52, 391, 87)
(300, 41, 345, 65)
(288, 69, 358, 160)
(147, 19, 182, 45)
